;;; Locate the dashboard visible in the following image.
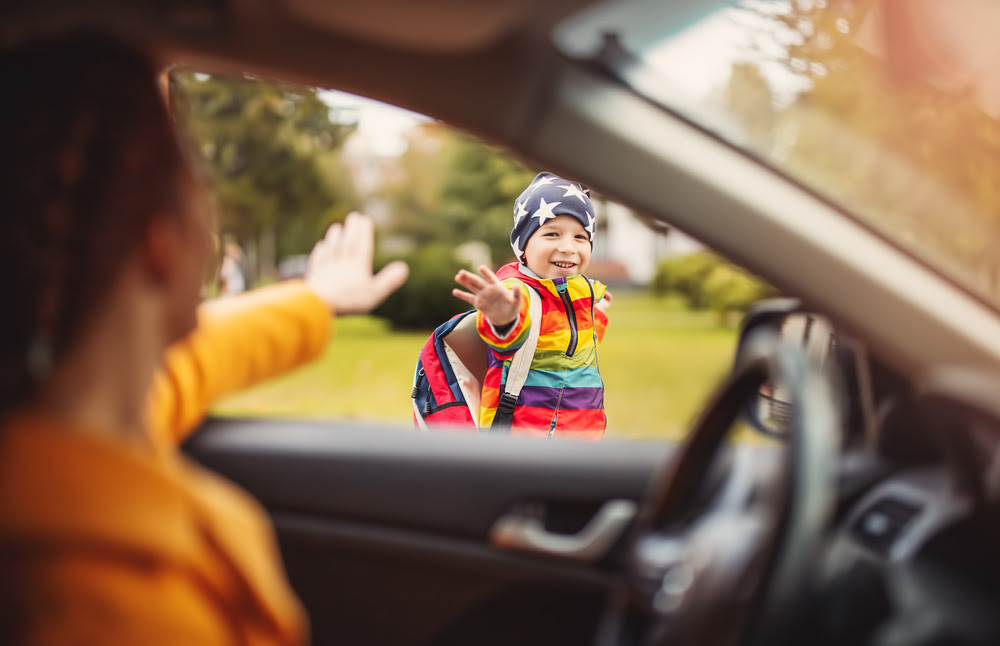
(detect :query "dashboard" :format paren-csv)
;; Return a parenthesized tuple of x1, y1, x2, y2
(813, 383, 1000, 646)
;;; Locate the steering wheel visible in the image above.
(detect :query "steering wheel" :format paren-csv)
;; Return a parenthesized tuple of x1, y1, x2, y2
(597, 328, 842, 646)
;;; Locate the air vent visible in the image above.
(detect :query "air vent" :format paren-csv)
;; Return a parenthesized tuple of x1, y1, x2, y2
(851, 497, 922, 554)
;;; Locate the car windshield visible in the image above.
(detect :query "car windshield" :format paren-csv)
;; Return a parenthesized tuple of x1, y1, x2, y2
(559, 0, 1000, 309)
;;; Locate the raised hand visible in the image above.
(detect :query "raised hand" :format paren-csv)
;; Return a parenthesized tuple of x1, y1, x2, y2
(596, 290, 613, 315)
(453, 265, 522, 328)
(305, 212, 409, 315)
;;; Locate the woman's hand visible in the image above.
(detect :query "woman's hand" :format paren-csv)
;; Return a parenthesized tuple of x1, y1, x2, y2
(453, 265, 522, 328)
(305, 212, 409, 315)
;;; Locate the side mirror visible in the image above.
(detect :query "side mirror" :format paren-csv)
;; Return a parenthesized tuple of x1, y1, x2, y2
(735, 299, 838, 437)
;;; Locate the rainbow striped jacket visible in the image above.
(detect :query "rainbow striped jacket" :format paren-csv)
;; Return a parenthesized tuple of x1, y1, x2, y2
(476, 262, 609, 439)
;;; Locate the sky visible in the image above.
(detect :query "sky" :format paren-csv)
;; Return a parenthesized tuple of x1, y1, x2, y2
(320, 89, 427, 156)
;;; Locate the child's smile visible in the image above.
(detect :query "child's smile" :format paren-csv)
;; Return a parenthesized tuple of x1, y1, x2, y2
(524, 215, 592, 279)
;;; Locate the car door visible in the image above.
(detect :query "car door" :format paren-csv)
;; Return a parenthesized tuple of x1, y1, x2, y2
(184, 419, 675, 645)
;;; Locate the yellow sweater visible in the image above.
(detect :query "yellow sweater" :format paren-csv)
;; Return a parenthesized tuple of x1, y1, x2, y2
(0, 281, 331, 645)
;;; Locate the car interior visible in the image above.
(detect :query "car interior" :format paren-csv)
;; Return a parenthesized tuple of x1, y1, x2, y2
(6, 0, 1000, 645)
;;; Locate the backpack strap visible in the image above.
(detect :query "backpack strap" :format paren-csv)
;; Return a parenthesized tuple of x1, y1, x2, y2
(490, 286, 542, 432)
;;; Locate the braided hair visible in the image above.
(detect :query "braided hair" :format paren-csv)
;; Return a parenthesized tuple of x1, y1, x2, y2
(0, 31, 188, 414)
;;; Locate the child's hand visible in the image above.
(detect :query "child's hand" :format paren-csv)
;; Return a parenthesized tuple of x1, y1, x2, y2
(453, 265, 522, 327)
(596, 290, 613, 315)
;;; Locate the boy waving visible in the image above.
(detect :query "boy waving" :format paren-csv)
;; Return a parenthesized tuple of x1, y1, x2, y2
(453, 172, 611, 439)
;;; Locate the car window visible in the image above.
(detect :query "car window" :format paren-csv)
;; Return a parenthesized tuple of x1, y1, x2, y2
(558, 0, 1000, 311)
(169, 68, 775, 441)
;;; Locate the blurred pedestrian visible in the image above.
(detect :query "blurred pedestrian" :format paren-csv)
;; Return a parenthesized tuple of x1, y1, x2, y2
(219, 236, 246, 296)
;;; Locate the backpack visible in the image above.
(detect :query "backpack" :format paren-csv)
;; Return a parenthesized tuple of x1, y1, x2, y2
(411, 287, 542, 432)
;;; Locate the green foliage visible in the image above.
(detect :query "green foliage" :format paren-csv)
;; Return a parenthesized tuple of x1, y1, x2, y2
(382, 127, 535, 265)
(437, 135, 536, 265)
(651, 252, 777, 321)
(651, 253, 719, 308)
(702, 264, 778, 324)
(374, 244, 470, 329)
(169, 70, 360, 280)
(730, 2, 1000, 301)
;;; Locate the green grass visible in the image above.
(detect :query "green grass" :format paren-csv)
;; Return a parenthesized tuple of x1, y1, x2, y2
(212, 292, 740, 440)
(598, 293, 739, 440)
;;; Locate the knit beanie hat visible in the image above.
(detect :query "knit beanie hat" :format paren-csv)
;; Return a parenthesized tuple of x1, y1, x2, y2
(510, 172, 597, 262)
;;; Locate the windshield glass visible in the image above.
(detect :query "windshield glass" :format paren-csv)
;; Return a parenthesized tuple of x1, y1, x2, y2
(560, 0, 1000, 308)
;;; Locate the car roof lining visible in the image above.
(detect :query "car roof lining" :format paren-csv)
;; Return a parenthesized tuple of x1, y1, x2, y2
(2, 0, 604, 55)
(280, 0, 591, 54)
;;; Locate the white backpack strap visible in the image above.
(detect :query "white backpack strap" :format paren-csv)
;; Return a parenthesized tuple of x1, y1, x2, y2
(413, 399, 430, 431)
(490, 287, 542, 431)
(504, 287, 542, 398)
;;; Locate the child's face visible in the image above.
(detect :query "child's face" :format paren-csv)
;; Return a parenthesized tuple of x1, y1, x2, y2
(523, 215, 592, 279)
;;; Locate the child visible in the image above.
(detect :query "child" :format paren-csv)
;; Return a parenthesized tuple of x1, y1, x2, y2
(453, 172, 611, 439)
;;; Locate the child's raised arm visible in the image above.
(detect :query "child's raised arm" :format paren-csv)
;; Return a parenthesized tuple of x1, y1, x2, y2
(596, 290, 613, 315)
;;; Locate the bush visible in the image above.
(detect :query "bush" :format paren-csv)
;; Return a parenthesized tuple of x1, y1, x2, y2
(651, 252, 721, 308)
(374, 244, 470, 330)
(652, 251, 777, 320)
(703, 264, 778, 323)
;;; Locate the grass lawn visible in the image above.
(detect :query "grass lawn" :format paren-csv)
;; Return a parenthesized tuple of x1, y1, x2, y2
(212, 292, 740, 440)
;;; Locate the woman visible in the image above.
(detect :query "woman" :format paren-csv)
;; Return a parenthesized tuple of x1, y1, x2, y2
(0, 31, 408, 644)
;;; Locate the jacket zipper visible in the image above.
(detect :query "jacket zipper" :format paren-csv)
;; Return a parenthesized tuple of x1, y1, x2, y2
(556, 281, 578, 357)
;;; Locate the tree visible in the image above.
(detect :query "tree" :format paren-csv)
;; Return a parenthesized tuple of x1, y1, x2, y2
(436, 134, 537, 266)
(381, 125, 535, 267)
(728, 0, 1000, 300)
(169, 70, 360, 281)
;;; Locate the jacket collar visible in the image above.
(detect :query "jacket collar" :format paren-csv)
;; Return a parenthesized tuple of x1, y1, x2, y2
(497, 262, 587, 299)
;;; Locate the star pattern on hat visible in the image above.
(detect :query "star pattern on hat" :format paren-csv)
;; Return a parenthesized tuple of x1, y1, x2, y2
(512, 235, 524, 259)
(514, 200, 529, 224)
(532, 198, 560, 225)
(530, 175, 555, 191)
(560, 183, 589, 203)
(585, 213, 596, 238)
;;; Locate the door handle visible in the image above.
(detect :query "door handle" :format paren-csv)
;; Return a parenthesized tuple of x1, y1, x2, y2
(489, 499, 637, 562)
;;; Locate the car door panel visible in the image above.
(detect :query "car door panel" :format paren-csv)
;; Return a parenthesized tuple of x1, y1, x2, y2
(184, 418, 674, 645)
